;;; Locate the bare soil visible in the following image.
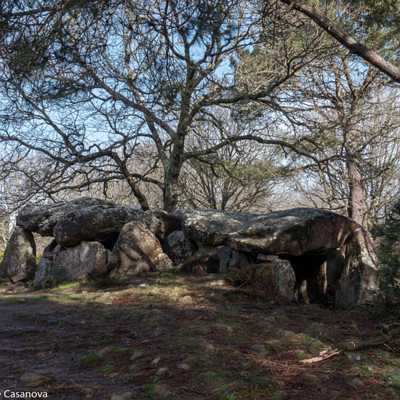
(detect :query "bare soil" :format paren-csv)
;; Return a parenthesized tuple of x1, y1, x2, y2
(0, 274, 399, 400)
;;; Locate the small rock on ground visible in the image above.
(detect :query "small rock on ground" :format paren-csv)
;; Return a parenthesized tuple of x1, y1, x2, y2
(350, 378, 365, 388)
(346, 353, 361, 362)
(110, 391, 136, 400)
(98, 347, 112, 358)
(177, 363, 190, 371)
(154, 384, 168, 395)
(130, 350, 145, 361)
(151, 357, 161, 366)
(179, 295, 194, 304)
(155, 367, 169, 377)
(20, 373, 50, 387)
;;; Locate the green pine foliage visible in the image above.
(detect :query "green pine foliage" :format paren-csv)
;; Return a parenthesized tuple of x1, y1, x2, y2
(374, 200, 400, 304)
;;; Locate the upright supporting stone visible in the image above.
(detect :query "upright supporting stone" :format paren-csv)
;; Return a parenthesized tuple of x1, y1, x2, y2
(34, 258, 53, 287)
(272, 259, 296, 301)
(196, 245, 255, 273)
(166, 230, 197, 265)
(0, 227, 36, 281)
(51, 241, 118, 283)
(112, 221, 173, 277)
(335, 228, 379, 308)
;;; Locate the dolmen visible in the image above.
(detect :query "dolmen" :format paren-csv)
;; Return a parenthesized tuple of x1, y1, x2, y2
(0, 197, 379, 308)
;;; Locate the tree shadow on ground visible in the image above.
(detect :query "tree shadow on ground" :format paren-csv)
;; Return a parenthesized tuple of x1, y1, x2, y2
(0, 274, 398, 400)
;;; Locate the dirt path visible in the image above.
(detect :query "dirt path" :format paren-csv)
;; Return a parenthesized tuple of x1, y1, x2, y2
(0, 276, 399, 400)
(0, 299, 121, 399)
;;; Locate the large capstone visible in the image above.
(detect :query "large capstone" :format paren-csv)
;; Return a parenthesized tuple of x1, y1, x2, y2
(182, 209, 254, 246)
(17, 197, 116, 236)
(53, 205, 140, 247)
(182, 208, 357, 254)
(227, 208, 357, 255)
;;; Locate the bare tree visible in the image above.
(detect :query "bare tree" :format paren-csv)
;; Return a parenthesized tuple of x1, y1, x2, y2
(179, 112, 286, 212)
(0, 0, 337, 211)
(231, 0, 400, 226)
(270, 56, 400, 226)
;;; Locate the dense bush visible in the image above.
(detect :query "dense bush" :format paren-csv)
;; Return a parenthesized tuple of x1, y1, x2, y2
(373, 201, 400, 305)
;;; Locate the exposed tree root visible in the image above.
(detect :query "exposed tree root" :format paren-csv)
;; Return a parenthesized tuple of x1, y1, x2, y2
(336, 326, 400, 351)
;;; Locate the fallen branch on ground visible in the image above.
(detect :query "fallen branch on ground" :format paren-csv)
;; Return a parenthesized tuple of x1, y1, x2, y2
(300, 347, 342, 364)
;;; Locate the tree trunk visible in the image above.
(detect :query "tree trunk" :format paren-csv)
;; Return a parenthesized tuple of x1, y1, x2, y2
(344, 116, 364, 225)
(163, 153, 183, 212)
(163, 178, 180, 212)
(347, 157, 364, 224)
(109, 152, 150, 210)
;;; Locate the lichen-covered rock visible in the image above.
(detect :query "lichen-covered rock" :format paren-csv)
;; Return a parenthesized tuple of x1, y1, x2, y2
(181, 208, 357, 255)
(112, 221, 173, 277)
(180, 207, 378, 307)
(50, 241, 117, 282)
(53, 205, 140, 247)
(145, 210, 182, 240)
(335, 228, 379, 308)
(11, 200, 380, 308)
(227, 261, 296, 301)
(227, 208, 357, 256)
(272, 259, 296, 301)
(34, 258, 53, 287)
(182, 209, 254, 246)
(33, 240, 59, 287)
(0, 227, 36, 281)
(196, 245, 255, 273)
(16, 197, 116, 236)
(165, 231, 197, 265)
(52, 205, 180, 248)
(135, 210, 165, 239)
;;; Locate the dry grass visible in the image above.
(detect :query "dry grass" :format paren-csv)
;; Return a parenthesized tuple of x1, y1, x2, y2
(0, 272, 399, 399)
